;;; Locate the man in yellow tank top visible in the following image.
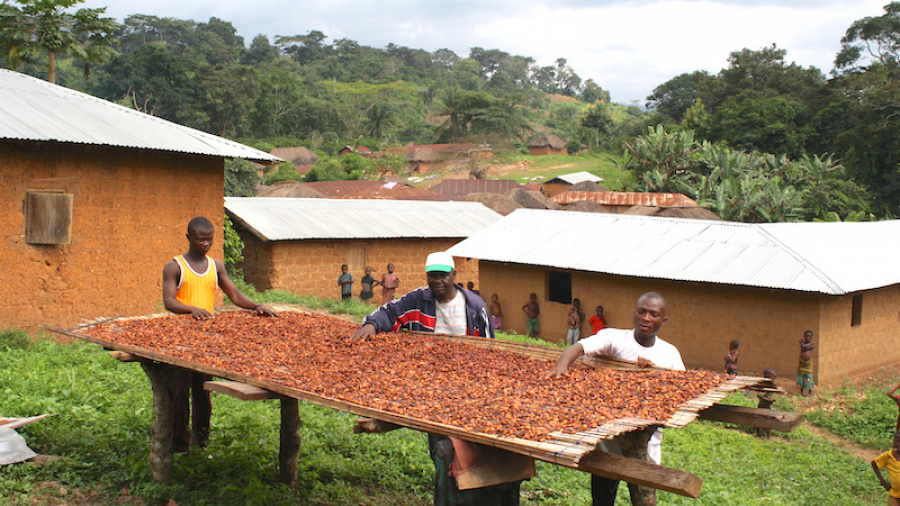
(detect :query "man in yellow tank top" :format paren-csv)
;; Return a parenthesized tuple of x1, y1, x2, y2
(162, 216, 276, 452)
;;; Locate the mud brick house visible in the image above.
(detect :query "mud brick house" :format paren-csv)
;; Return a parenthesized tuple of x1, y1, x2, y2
(225, 197, 502, 300)
(527, 134, 566, 156)
(541, 171, 604, 197)
(448, 209, 900, 384)
(0, 70, 278, 330)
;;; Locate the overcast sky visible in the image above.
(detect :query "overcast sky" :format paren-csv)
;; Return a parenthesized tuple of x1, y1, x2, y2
(81, 0, 887, 104)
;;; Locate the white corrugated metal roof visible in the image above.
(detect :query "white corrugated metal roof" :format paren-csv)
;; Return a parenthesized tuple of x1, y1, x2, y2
(549, 171, 603, 184)
(225, 197, 503, 241)
(446, 209, 900, 295)
(0, 70, 279, 163)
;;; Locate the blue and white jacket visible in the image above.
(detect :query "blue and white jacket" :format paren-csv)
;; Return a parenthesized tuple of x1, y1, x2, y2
(363, 286, 494, 338)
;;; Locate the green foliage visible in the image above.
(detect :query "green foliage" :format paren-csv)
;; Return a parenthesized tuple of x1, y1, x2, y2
(303, 156, 359, 182)
(835, 2, 900, 72)
(0, 0, 119, 83)
(263, 161, 304, 185)
(0, 328, 30, 350)
(223, 214, 244, 272)
(224, 158, 261, 197)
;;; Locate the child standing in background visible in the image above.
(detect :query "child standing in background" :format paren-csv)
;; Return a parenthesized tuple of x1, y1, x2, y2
(724, 339, 740, 375)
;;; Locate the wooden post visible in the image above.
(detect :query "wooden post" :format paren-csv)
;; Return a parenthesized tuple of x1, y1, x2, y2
(279, 398, 301, 488)
(140, 361, 180, 483)
(619, 428, 656, 506)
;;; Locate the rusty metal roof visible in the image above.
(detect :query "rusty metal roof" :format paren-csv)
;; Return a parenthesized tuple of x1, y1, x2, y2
(429, 179, 523, 200)
(0, 70, 279, 163)
(301, 180, 449, 201)
(446, 209, 900, 295)
(225, 197, 502, 241)
(554, 191, 697, 207)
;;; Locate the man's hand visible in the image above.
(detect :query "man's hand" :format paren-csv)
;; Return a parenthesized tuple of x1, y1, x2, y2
(636, 356, 656, 369)
(543, 364, 569, 380)
(253, 304, 278, 317)
(189, 307, 214, 319)
(352, 323, 376, 340)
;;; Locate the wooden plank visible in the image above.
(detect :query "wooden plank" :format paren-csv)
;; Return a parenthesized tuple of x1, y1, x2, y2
(110, 351, 141, 362)
(697, 404, 803, 431)
(578, 450, 703, 499)
(353, 417, 402, 434)
(204, 381, 280, 401)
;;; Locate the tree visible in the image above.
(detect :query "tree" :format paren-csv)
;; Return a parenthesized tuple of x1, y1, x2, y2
(835, 2, 900, 72)
(646, 71, 713, 121)
(195, 63, 258, 137)
(0, 0, 119, 83)
(581, 79, 610, 104)
(224, 158, 261, 197)
(579, 101, 613, 148)
(242, 34, 278, 66)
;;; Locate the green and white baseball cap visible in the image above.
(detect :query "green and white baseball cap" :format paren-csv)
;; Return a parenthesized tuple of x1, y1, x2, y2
(425, 251, 455, 272)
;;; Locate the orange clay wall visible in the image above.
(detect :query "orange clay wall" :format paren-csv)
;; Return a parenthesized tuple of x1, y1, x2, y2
(478, 261, 828, 381)
(236, 234, 479, 303)
(818, 286, 900, 383)
(0, 140, 224, 330)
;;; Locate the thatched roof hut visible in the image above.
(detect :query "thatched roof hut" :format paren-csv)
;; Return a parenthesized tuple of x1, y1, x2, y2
(568, 180, 609, 192)
(271, 146, 319, 166)
(527, 134, 566, 150)
(504, 188, 561, 210)
(562, 200, 609, 213)
(406, 147, 443, 162)
(463, 192, 524, 216)
(621, 206, 721, 220)
(256, 181, 325, 198)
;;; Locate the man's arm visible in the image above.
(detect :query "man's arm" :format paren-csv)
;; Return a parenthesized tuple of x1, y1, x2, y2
(162, 260, 213, 319)
(216, 260, 277, 316)
(873, 460, 892, 491)
(545, 343, 585, 378)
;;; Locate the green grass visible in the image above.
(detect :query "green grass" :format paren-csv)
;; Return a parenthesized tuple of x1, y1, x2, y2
(0, 300, 891, 504)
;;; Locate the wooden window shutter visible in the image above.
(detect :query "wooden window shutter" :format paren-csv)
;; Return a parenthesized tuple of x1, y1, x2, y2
(25, 191, 73, 245)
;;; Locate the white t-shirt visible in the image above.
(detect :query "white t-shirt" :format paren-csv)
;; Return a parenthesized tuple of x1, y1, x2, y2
(579, 327, 685, 464)
(580, 328, 685, 371)
(434, 290, 467, 336)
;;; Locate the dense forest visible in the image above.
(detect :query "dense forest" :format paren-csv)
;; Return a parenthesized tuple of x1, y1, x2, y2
(3, 0, 900, 220)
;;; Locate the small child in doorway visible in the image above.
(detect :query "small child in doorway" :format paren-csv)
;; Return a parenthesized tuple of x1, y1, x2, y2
(724, 339, 740, 375)
(489, 293, 503, 331)
(522, 293, 540, 338)
(588, 305, 607, 335)
(466, 281, 480, 296)
(797, 330, 816, 396)
(756, 368, 777, 438)
(338, 264, 353, 300)
(872, 443, 900, 506)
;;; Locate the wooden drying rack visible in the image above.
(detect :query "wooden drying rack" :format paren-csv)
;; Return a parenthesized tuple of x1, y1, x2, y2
(45, 306, 801, 502)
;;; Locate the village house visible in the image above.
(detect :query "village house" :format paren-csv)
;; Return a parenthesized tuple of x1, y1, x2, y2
(428, 179, 523, 201)
(554, 190, 720, 219)
(225, 198, 502, 300)
(404, 143, 493, 174)
(527, 134, 567, 156)
(0, 69, 278, 330)
(447, 209, 900, 384)
(541, 171, 604, 197)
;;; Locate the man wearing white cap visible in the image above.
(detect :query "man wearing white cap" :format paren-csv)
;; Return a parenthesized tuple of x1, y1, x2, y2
(352, 251, 493, 339)
(353, 252, 524, 506)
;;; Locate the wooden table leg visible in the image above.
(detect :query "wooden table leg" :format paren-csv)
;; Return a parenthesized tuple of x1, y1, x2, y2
(619, 428, 657, 506)
(279, 397, 301, 488)
(140, 361, 180, 484)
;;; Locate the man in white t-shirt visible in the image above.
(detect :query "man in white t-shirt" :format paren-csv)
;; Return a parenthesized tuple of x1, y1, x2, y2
(546, 292, 684, 506)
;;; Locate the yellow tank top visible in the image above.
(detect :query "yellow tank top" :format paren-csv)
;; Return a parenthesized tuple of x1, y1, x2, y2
(174, 255, 217, 312)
